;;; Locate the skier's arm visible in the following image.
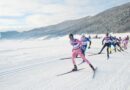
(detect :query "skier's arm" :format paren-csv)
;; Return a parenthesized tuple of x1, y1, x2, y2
(72, 39, 82, 50)
(77, 39, 82, 45)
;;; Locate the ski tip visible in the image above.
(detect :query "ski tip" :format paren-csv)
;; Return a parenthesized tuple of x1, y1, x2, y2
(56, 68, 85, 76)
(92, 67, 97, 79)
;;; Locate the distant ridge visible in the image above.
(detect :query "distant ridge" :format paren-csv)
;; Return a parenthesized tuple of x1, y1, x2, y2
(1, 2, 130, 39)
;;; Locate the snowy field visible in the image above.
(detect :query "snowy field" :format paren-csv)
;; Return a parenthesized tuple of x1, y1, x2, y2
(0, 34, 130, 90)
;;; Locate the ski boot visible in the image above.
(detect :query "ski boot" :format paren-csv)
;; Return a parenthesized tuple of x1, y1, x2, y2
(72, 65, 78, 71)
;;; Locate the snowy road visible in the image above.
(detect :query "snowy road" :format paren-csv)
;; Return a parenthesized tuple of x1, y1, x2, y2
(0, 35, 130, 90)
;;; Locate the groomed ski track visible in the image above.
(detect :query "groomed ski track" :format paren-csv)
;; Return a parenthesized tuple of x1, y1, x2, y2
(0, 35, 130, 90)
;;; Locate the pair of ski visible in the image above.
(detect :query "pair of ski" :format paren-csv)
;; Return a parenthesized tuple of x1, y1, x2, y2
(57, 53, 101, 78)
(57, 67, 97, 79)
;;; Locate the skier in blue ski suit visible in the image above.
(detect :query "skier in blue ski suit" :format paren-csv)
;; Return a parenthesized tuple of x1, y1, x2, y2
(80, 35, 91, 56)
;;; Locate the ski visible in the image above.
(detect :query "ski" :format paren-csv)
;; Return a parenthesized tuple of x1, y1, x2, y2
(60, 57, 81, 60)
(60, 57, 71, 60)
(122, 50, 128, 53)
(78, 61, 85, 65)
(116, 48, 128, 53)
(92, 67, 97, 79)
(88, 53, 104, 56)
(57, 68, 85, 76)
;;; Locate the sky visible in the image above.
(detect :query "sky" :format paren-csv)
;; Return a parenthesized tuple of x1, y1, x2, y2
(0, 0, 129, 32)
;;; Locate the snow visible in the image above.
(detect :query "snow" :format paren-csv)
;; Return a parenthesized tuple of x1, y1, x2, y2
(0, 34, 130, 90)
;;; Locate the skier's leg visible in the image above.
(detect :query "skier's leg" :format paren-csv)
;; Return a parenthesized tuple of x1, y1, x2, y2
(110, 43, 112, 54)
(80, 48, 86, 63)
(117, 43, 124, 51)
(78, 49, 95, 71)
(72, 50, 78, 71)
(124, 41, 128, 49)
(107, 43, 110, 59)
(83, 49, 86, 56)
(125, 43, 127, 49)
(81, 45, 86, 56)
(72, 50, 77, 65)
(114, 44, 117, 52)
(124, 42, 127, 49)
(99, 43, 107, 54)
(81, 48, 85, 56)
(83, 45, 87, 56)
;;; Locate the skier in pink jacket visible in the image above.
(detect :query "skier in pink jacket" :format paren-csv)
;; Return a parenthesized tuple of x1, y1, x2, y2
(69, 34, 95, 72)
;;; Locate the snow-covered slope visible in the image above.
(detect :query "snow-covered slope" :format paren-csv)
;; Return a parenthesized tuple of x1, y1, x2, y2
(0, 34, 130, 90)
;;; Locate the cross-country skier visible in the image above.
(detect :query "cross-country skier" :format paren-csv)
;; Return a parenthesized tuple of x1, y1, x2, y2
(123, 35, 129, 49)
(111, 36, 124, 52)
(80, 35, 91, 56)
(98, 33, 111, 59)
(69, 34, 95, 71)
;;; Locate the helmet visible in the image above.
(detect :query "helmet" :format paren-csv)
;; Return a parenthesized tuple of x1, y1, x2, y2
(69, 33, 73, 38)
